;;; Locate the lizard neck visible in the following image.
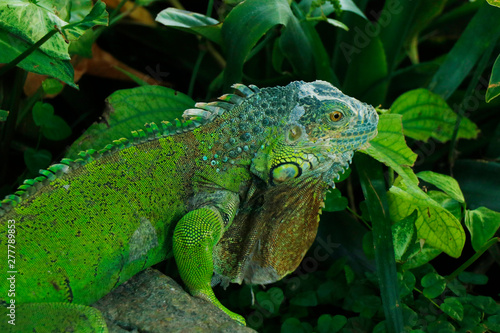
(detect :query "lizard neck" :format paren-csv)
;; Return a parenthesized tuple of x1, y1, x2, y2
(191, 84, 299, 173)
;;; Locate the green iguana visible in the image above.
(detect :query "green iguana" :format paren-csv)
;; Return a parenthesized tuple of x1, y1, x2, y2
(0, 80, 378, 331)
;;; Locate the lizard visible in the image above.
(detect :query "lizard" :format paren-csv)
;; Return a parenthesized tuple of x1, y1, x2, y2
(0, 80, 378, 332)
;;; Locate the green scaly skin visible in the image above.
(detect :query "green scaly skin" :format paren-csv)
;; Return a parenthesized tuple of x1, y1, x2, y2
(0, 81, 378, 331)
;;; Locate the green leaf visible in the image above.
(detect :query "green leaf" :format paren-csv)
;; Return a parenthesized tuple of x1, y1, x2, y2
(68, 29, 94, 57)
(32, 102, 71, 141)
(61, 0, 108, 41)
(458, 271, 488, 285)
(290, 291, 318, 307)
(351, 295, 382, 319)
(0, 0, 107, 60)
(362, 113, 418, 185)
(417, 171, 465, 204)
(339, 0, 367, 19)
(344, 265, 355, 284)
(488, 0, 500, 8)
(66, 85, 195, 158)
(279, 8, 314, 80)
(486, 315, 500, 332)
(421, 272, 446, 298)
(427, 191, 462, 221)
(486, 54, 500, 103)
(0, 0, 71, 59)
(362, 231, 375, 259)
(0, 110, 8, 122)
(293, 6, 338, 84)
(400, 242, 441, 270)
(306, 0, 367, 20)
(428, 3, 500, 99)
(454, 160, 500, 212)
(255, 287, 284, 315)
(392, 211, 418, 261)
(135, 0, 156, 6)
(42, 78, 64, 95)
(355, 153, 404, 333)
(388, 181, 465, 258)
(0, 28, 76, 88)
(323, 188, 348, 212)
(281, 318, 309, 333)
(156, 8, 222, 45)
(404, 0, 447, 64)
(468, 295, 498, 314)
(390, 89, 479, 142)
(325, 18, 349, 31)
(222, 0, 297, 87)
(397, 270, 416, 298)
(23, 148, 52, 175)
(343, 35, 388, 106)
(317, 314, 347, 333)
(465, 207, 500, 252)
(440, 297, 464, 321)
(378, 1, 419, 72)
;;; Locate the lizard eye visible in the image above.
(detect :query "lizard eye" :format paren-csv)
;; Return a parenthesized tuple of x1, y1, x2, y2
(329, 111, 343, 122)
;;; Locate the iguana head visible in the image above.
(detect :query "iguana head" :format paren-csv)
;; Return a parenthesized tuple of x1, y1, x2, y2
(251, 80, 378, 187)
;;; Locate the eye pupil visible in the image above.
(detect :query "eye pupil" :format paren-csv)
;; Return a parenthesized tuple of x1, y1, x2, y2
(329, 111, 343, 122)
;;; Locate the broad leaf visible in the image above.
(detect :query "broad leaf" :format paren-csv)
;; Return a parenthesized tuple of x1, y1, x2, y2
(397, 271, 416, 298)
(0, 29, 76, 88)
(400, 242, 441, 270)
(0, 0, 70, 59)
(317, 314, 347, 333)
(66, 86, 195, 158)
(388, 182, 465, 258)
(362, 113, 418, 185)
(0, 110, 8, 122)
(465, 207, 500, 252)
(487, 0, 500, 9)
(222, 0, 305, 87)
(486, 54, 500, 103)
(32, 102, 72, 141)
(392, 211, 418, 261)
(428, 3, 500, 99)
(0, 0, 107, 60)
(156, 8, 222, 45)
(440, 297, 464, 321)
(324, 188, 348, 212)
(278, 10, 314, 80)
(421, 272, 446, 298)
(42, 78, 64, 95)
(390, 89, 479, 142)
(417, 171, 465, 204)
(343, 36, 388, 106)
(61, 0, 108, 41)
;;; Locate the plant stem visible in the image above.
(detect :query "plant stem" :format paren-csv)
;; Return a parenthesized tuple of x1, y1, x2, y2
(188, 48, 207, 97)
(413, 287, 440, 309)
(0, 30, 58, 77)
(446, 237, 500, 282)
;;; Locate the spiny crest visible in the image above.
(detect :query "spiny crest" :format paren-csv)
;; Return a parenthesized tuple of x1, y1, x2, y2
(0, 84, 260, 216)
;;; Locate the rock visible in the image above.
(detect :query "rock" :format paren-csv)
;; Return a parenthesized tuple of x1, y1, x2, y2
(92, 268, 256, 333)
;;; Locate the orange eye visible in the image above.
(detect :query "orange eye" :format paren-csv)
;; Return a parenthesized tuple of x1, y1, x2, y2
(329, 111, 343, 122)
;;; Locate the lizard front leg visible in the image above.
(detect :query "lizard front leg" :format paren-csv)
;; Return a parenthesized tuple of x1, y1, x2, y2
(173, 205, 246, 325)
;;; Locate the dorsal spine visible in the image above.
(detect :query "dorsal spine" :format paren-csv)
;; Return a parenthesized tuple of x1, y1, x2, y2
(0, 83, 262, 216)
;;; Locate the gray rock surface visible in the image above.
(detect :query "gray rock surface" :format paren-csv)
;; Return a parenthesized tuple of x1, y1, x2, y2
(92, 268, 256, 333)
